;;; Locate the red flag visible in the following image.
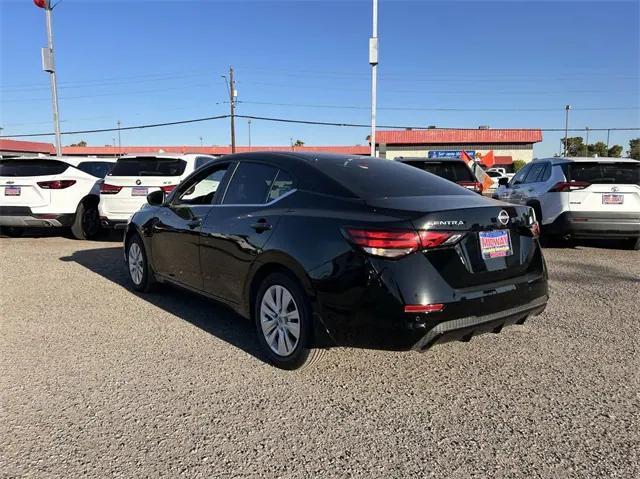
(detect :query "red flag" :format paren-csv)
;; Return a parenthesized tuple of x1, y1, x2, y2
(481, 150, 496, 168)
(33, 0, 49, 8)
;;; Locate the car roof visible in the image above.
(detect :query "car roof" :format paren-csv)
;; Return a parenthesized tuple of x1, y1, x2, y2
(534, 156, 639, 164)
(118, 153, 215, 161)
(0, 155, 117, 167)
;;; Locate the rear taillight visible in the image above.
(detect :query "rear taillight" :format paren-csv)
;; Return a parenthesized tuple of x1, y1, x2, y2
(548, 181, 590, 192)
(344, 228, 463, 258)
(160, 185, 177, 193)
(457, 181, 483, 193)
(100, 183, 122, 194)
(37, 180, 76, 189)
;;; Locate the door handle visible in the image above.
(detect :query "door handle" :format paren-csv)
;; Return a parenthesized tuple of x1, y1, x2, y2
(250, 219, 272, 232)
(187, 219, 202, 229)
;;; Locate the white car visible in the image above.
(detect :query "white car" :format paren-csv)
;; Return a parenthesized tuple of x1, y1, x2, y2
(98, 153, 216, 229)
(494, 157, 640, 249)
(0, 156, 116, 238)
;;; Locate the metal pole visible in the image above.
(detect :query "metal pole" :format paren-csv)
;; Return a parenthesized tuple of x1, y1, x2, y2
(585, 127, 589, 157)
(45, 7, 62, 156)
(117, 120, 121, 155)
(199, 136, 203, 148)
(369, 0, 378, 158)
(563, 105, 571, 156)
(229, 66, 236, 153)
(248, 119, 252, 151)
(606, 129, 610, 149)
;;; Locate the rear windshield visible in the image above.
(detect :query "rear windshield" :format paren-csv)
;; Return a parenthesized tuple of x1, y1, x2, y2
(0, 159, 69, 177)
(109, 157, 187, 177)
(77, 161, 114, 178)
(566, 162, 640, 185)
(313, 157, 474, 198)
(404, 160, 476, 182)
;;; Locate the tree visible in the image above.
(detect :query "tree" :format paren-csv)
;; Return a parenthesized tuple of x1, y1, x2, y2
(293, 139, 305, 147)
(607, 145, 623, 158)
(629, 138, 640, 160)
(587, 141, 608, 158)
(513, 160, 527, 172)
(564, 137, 584, 157)
(69, 140, 87, 147)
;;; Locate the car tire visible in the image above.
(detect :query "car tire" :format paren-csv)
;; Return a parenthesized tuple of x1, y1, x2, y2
(0, 226, 25, 237)
(126, 234, 156, 292)
(254, 272, 325, 370)
(71, 202, 101, 240)
(622, 237, 640, 251)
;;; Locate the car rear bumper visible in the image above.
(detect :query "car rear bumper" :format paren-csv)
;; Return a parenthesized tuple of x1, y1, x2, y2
(0, 207, 74, 227)
(545, 211, 640, 238)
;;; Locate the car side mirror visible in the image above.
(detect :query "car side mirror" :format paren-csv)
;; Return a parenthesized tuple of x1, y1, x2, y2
(498, 177, 510, 187)
(147, 189, 165, 206)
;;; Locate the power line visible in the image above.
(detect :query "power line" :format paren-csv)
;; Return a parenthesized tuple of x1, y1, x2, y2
(1, 113, 638, 139)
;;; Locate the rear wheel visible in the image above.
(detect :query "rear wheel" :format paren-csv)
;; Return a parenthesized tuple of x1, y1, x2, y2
(126, 234, 156, 292)
(254, 272, 325, 370)
(0, 226, 25, 237)
(622, 237, 640, 251)
(71, 202, 101, 240)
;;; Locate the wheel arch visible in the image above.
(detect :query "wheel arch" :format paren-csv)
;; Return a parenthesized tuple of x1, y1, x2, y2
(79, 193, 100, 209)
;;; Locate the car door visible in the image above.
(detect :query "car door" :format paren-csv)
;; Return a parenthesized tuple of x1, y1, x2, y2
(505, 164, 532, 203)
(151, 162, 233, 290)
(519, 162, 550, 203)
(200, 161, 295, 304)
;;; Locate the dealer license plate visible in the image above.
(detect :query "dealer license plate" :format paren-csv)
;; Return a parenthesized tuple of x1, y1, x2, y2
(4, 186, 21, 196)
(131, 187, 148, 196)
(479, 230, 512, 259)
(602, 194, 623, 205)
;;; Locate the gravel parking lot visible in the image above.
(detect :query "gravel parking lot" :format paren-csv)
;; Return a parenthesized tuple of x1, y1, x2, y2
(1, 233, 638, 478)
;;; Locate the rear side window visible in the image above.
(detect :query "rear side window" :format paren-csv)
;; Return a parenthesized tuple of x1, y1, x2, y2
(109, 157, 187, 177)
(314, 157, 473, 198)
(195, 156, 215, 169)
(0, 159, 69, 177)
(568, 162, 639, 185)
(405, 161, 475, 182)
(267, 170, 295, 202)
(77, 161, 114, 178)
(223, 162, 278, 205)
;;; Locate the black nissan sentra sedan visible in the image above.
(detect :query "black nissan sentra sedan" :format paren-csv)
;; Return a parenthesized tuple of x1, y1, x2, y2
(124, 152, 548, 369)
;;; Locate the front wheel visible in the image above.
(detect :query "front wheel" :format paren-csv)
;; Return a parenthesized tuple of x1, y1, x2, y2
(126, 234, 156, 292)
(254, 272, 325, 370)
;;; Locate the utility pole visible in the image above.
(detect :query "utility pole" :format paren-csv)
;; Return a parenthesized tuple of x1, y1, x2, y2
(369, 0, 379, 158)
(585, 127, 590, 157)
(563, 104, 571, 156)
(117, 120, 122, 156)
(248, 119, 252, 151)
(199, 136, 203, 148)
(606, 129, 611, 149)
(35, 1, 62, 156)
(222, 67, 237, 153)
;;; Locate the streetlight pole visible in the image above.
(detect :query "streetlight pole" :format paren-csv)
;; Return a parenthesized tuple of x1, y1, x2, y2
(563, 104, 571, 156)
(369, 0, 379, 158)
(117, 120, 121, 155)
(585, 127, 590, 157)
(36, 1, 62, 156)
(606, 129, 611, 150)
(248, 119, 252, 151)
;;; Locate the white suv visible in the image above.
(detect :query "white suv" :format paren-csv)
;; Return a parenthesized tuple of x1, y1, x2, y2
(0, 156, 116, 239)
(98, 154, 215, 229)
(494, 157, 640, 249)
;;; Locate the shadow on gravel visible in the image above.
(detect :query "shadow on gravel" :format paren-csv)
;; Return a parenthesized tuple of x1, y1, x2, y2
(1, 227, 123, 242)
(540, 237, 629, 250)
(549, 259, 640, 284)
(59, 246, 265, 364)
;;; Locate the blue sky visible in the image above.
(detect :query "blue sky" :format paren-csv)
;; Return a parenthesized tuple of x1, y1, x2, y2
(1, 0, 639, 156)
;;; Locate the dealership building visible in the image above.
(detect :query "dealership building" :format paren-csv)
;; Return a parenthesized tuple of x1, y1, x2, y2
(374, 129, 543, 168)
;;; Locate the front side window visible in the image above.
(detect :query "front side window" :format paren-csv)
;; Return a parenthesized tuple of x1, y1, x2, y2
(109, 157, 187, 177)
(223, 162, 278, 205)
(511, 164, 531, 185)
(77, 161, 114, 178)
(523, 163, 548, 184)
(195, 156, 215, 170)
(176, 165, 230, 205)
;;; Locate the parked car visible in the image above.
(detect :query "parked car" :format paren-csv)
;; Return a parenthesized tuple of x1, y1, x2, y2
(0, 156, 115, 238)
(124, 152, 548, 369)
(485, 169, 504, 191)
(487, 167, 514, 180)
(99, 153, 215, 229)
(494, 157, 640, 249)
(395, 157, 483, 193)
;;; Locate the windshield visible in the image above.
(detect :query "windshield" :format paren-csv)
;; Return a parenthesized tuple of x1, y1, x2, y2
(109, 157, 187, 177)
(566, 162, 639, 185)
(0, 159, 69, 177)
(313, 157, 474, 198)
(403, 160, 476, 182)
